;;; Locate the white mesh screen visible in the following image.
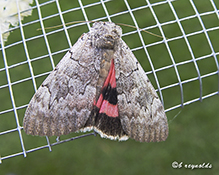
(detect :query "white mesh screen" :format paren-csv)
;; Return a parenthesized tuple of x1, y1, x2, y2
(0, 0, 219, 163)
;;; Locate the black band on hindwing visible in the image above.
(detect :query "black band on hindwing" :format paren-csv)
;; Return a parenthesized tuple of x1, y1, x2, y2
(101, 84, 117, 105)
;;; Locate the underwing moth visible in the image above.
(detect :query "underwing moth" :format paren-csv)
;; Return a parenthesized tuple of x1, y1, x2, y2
(23, 21, 168, 142)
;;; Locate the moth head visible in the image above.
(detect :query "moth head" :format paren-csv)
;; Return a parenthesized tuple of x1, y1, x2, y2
(90, 21, 122, 49)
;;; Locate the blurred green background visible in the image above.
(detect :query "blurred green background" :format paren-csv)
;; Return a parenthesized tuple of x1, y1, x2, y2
(0, 0, 219, 174)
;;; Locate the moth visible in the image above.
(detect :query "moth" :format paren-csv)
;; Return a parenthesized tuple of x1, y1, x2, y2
(23, 22, 168, 142)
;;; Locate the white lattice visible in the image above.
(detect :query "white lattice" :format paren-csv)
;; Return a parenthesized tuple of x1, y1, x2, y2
(0, 0, 218, 163)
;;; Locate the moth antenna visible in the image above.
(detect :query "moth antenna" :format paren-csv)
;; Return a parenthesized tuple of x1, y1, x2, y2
(116, 22, 166, 39)
(37, 21, 165, 39)
(36, 20, 95, 31)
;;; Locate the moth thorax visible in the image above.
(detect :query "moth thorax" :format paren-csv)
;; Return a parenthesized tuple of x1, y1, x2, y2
(90, 22, 122, 49)
(93, 35, 117, 49)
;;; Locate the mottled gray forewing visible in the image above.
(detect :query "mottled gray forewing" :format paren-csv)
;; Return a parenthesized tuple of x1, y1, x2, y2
(23, 33, 100, 136)
(114, 39, 168, 142)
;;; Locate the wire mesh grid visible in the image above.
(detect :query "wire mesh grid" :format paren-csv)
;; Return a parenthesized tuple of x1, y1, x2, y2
(0, 0, 219, 163)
